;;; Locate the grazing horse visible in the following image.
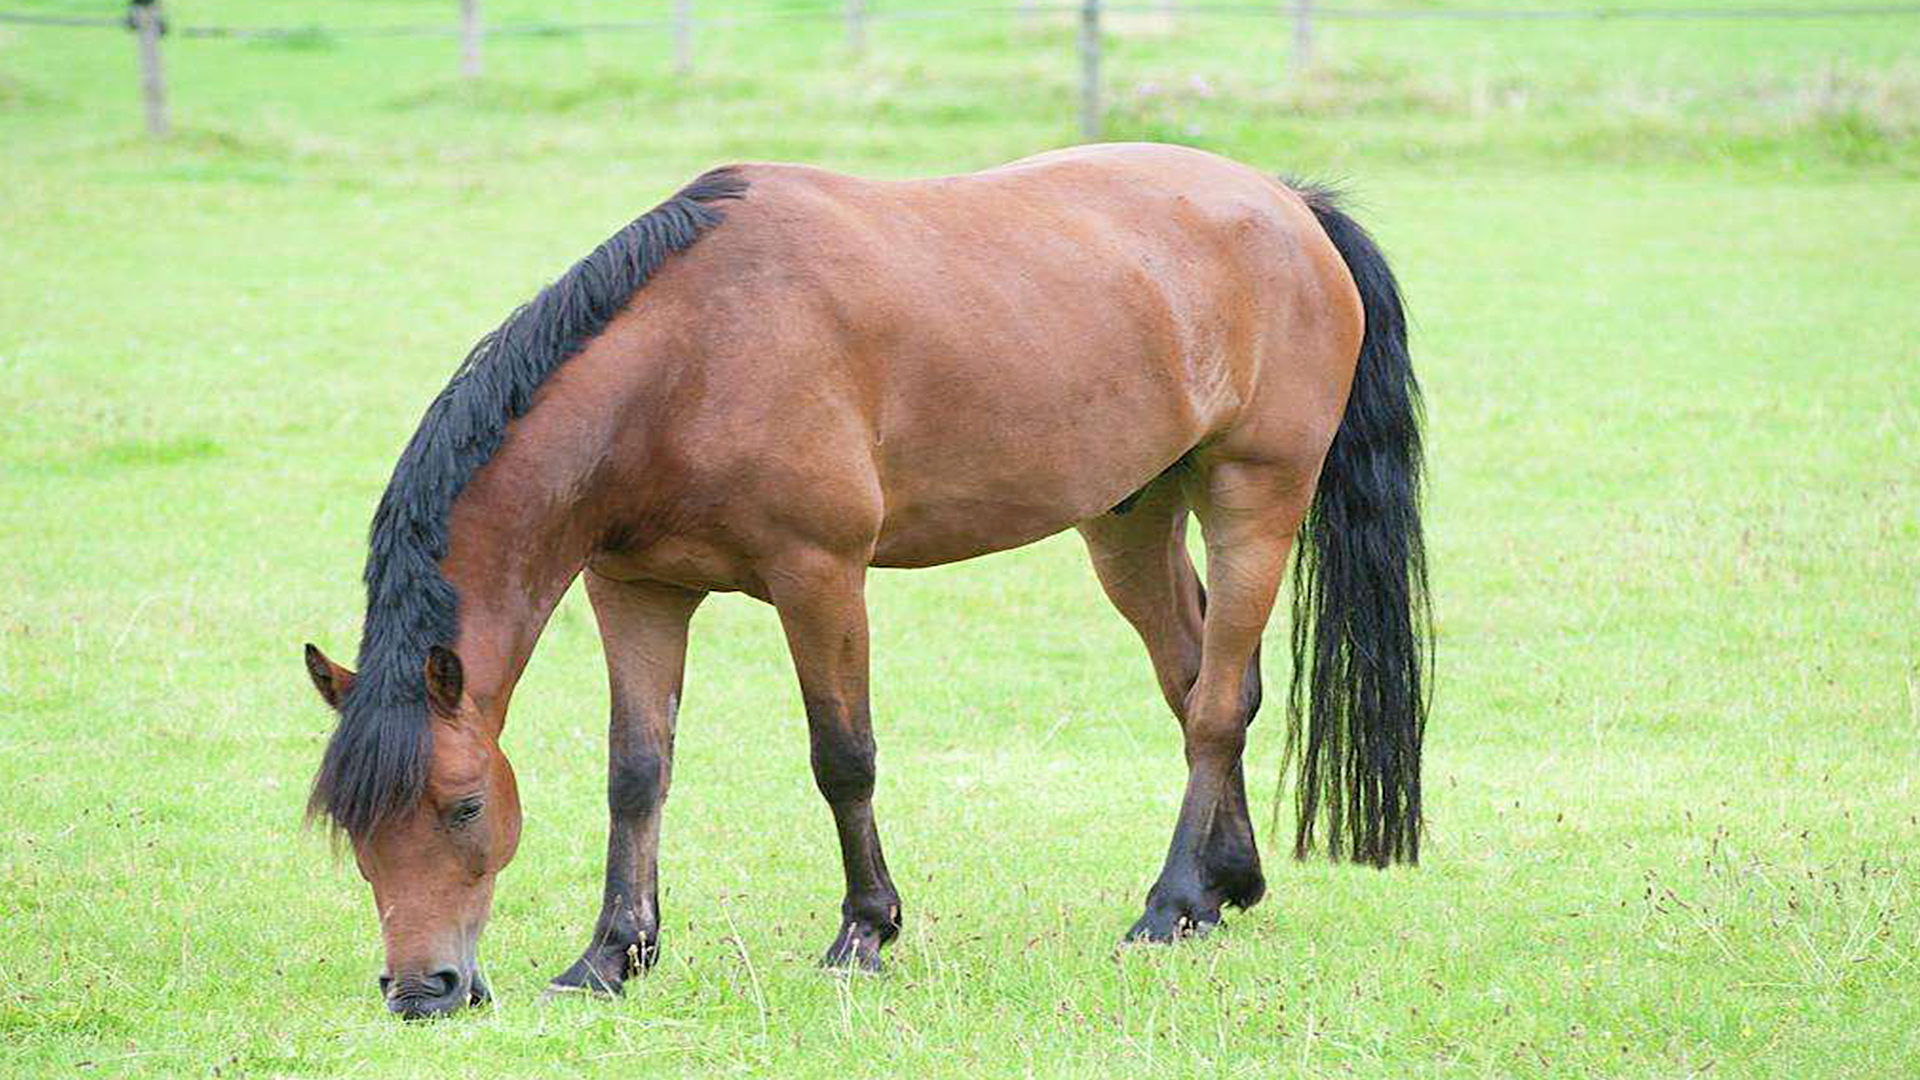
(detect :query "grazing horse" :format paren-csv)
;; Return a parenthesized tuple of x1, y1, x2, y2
(303, 143, 1428, 1019)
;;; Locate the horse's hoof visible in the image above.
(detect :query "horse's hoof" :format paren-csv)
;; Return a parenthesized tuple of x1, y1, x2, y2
(820, 942, 885, 974)
(541, 980, 617, 1002)
(1122, 903, 1221, 945)
(543, 954, 630, 999)
(821, 952, 884, 975)
(821, 924, 888, 973)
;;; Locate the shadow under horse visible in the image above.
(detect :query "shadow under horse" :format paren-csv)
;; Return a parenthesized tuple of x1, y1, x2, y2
(302, 142, 1430, 1019)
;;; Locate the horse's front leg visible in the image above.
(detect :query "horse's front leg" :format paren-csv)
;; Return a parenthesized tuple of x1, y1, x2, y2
(768, 551, 902, 972)
(548, 574, 704, 996)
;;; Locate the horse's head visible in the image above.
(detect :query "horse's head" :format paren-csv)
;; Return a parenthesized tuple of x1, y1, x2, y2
(304, 643, 522, 1019)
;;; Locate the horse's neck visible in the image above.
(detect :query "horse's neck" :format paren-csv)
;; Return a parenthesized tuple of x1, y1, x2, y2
(438, 477, 593, 728)
(431, 325, 661, 725)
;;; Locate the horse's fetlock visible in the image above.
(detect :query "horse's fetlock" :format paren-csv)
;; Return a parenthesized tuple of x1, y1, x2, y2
(1204, 841, 1266, 910)
(843, 890, 902, 940)
(604, 902, 653, 946)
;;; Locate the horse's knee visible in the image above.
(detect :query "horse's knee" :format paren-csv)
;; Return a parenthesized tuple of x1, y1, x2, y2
(608, 748, 665, 817)
(810, 740, 875, 803)
(806, 705, 876, 804)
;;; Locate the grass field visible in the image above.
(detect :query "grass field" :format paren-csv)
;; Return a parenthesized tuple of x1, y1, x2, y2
(3, 2, 1918, 1076)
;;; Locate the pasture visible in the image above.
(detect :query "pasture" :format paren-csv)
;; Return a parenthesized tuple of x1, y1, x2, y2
(2, 2, 1917, 1076)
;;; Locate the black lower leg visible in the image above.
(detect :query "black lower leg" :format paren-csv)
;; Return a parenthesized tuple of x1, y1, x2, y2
(551, 842, 658, 993)
(550, 575, 699, 996)
(1129, 764, 1233, 942)
(1129, 656, 1267, 942)
(551, 746, 667, 995)
(1202, 650, 1265, 909)
(1202, 761, 1266, 909)
(810, 705, 901, 972)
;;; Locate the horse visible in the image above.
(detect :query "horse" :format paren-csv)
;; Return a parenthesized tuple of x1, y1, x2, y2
(302, 142, 1429, 1019)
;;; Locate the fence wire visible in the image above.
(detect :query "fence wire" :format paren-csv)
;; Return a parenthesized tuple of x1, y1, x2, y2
(6, 3, 1920, 39)
(10, 1, 1919, 141)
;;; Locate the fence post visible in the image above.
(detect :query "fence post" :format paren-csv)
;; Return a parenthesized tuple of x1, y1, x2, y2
(128, 0, 168, 138)
(459, 0, 482, 79)
(1079, 0, 1101, 141)
(847, 0, 865, 56)
(673, 0, 692, 75)
(1291, 0, 1314, 72)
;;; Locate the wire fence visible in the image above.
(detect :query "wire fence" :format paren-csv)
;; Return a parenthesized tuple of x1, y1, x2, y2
(11, 3, 1920, 33)
(7, 1, 1920, 139)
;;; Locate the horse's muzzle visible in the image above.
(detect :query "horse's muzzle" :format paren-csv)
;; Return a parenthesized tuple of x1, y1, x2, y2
(379, 967, 489, 1019)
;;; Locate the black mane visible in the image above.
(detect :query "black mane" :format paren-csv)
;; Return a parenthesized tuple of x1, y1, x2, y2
(310, 168, 747, 839)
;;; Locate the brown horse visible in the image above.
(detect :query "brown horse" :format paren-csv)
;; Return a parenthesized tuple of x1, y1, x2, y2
(303, 143, 1428, 1019)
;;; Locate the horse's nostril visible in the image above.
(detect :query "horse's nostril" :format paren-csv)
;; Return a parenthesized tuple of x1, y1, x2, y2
(381, 968, 467, 1019)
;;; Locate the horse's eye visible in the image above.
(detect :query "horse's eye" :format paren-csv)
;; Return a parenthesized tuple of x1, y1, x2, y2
(449, 800, 483, 826)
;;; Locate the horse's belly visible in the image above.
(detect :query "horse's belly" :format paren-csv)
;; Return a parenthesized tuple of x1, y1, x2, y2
(868, 404, 1197, 568)
(870, 500, 1082, 568)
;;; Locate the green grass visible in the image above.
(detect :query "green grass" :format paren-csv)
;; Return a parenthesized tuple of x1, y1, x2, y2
(2, 2, 1918, 1077)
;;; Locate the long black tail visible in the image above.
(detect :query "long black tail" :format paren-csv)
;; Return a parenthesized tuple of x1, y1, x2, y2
(1286, 184, 1431, 867)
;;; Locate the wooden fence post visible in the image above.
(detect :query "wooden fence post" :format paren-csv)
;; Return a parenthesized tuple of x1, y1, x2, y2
(1291, 0, 1314, 72)
(673, 0, 692, 75)
(1079, 0, 1101, 140)
(128, 0, 168, 138)
(847, 0, 865, 56)
(459, 0, 482, 79)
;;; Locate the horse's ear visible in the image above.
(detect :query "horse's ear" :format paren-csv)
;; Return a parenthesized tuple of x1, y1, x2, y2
(304, 643, 354, 709)
(423, 645, 465, 718)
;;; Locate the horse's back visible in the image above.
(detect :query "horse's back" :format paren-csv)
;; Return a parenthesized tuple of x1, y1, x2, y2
(606, 145, 1361, 571)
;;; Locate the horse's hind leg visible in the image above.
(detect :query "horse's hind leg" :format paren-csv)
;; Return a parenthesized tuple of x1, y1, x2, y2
(549, 574, 704, 996)
(1078, 477, 1206, 718)
(1118, 458, 1311, 942)
(766, 550, 902, 972)
(1078, 476, 1268, 929)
